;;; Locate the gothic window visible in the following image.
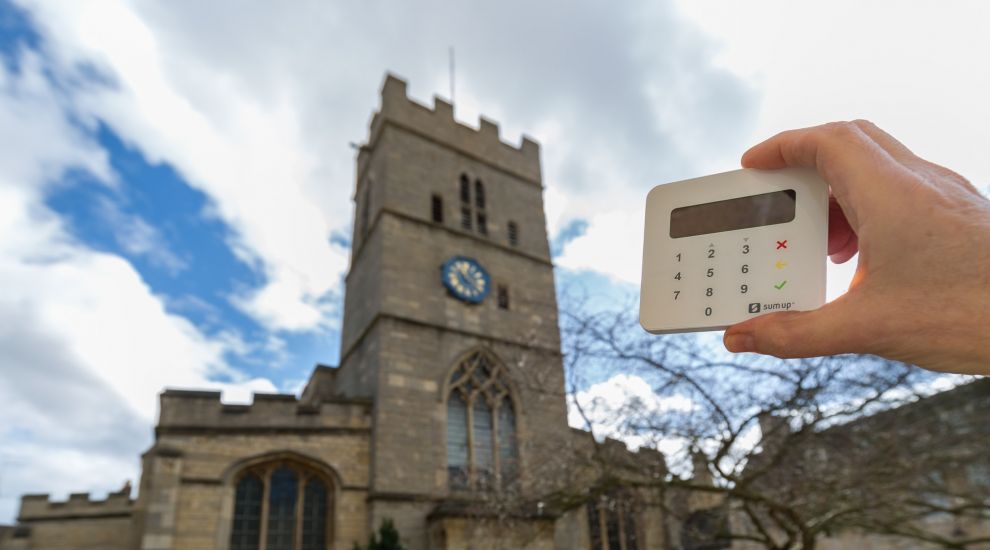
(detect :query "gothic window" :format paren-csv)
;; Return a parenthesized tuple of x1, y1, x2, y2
(507, 221, 519, 247)
(446, 351, 517, 490)
(457, 174, 489, 236)
(231, 474, 263, 550)
(588, 490, 639, 550)
(475, 179, 486, 209)
(230, 460, 331, 550)
(460, 174, 471, 204)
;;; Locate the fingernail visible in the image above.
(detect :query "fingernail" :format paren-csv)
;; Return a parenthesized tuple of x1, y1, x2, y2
(725, 333, 755, 353)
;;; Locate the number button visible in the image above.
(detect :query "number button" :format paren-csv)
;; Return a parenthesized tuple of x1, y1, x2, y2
(742, 244, 750, 254)
(704, 306, 713, 317)
(707, 248, 715, 259)
(705, 287, 713, 297)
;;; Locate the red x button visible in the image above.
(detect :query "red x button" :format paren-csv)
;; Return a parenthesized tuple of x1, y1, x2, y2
(776, 240, 788, 250)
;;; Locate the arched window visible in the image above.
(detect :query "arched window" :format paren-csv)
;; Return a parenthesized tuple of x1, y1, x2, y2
(446, 351, 517, 490)
(587, 490, 640, 550)
(474, 179, 487, 234)
(230, 459, 332, 550)
(681, 507, 731, 550)
(474, 179, 485, 209)
(459, 174, 471, 204)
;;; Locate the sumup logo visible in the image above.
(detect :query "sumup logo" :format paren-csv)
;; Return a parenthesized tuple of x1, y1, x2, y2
(748, 302, 794, 314)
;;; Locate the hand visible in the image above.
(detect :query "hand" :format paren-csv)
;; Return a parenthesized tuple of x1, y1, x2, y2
(723, 120, 990, 375)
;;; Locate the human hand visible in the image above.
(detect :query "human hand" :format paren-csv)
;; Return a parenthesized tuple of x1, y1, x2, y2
(723, 120, 990, 375)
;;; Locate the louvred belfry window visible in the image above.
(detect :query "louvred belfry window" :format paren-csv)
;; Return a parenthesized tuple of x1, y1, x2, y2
(230, 460, 332, 550)
(446, 351, 518, 490)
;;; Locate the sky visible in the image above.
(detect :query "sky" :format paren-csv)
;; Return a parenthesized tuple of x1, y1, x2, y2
(1, 0, 989, 523)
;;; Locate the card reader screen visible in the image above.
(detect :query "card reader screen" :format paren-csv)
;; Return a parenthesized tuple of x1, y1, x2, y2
(669, 189, 796, 238)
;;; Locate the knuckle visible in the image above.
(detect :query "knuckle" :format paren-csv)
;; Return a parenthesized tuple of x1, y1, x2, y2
(851, 118, 876, 131)
(826, 120, 861, 138)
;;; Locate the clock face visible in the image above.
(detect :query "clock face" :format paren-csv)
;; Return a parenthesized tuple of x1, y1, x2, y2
(441, 256, 490, 304)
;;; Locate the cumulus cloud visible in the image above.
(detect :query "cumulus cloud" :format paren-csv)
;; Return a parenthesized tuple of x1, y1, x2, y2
(0, 42, 274, 523)
(569, 373, 696, 455)
(11, 0, 758, 327)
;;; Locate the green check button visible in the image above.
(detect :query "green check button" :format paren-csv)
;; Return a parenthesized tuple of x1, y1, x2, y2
(774, 280, 788, 290)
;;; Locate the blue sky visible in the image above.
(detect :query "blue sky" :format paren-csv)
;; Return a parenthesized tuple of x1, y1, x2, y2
(2, 0, 989, 524)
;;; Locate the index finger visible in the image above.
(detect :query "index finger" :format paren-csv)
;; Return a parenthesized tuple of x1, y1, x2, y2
(741, 120, 907, 202)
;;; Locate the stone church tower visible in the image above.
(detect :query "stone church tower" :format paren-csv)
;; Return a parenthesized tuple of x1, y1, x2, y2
(328, 73, 573, 545)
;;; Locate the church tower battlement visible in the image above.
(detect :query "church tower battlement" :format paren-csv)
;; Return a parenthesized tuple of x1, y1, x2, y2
(17, 492, 134, 522)
(155, 389, 371, 434)
(359, 74, 542, 188)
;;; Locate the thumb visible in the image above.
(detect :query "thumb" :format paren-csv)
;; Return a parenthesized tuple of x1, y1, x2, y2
(723, 298, 864, 358)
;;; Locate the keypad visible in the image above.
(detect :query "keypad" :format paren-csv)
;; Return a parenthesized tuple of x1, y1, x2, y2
(668, 234, 794, 323)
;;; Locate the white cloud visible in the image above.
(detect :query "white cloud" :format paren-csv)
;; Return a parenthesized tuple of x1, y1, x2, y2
(569, 373, 695, 454)
(558, 0, 990, 290)
(11, 0, 760, 332)
(0, 44, 275, 523)
(19, 0, 349, 331)
(94, 196, 188, 274)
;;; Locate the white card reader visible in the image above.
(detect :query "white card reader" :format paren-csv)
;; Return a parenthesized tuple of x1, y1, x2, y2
(640, 168, 828, 334)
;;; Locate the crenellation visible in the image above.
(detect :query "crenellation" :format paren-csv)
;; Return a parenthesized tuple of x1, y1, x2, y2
(301, 364, 340, 404)
(478, 116, 499, 139)
(157, 389, 372, 433)
(433, 96, 453, 120)
(365, 73, 542, 185)
(18, 492, 134, 521)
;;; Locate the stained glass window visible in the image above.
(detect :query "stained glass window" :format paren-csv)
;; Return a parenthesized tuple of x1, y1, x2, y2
(231, 474, 263, 550)
(447, 392, 469, 489)
(498, 398, 517, 480)
(301, 479, 328, 550)
(473, 397, 494, 488)
(228, 461, 331, 550)
(446, 351, 517, 490)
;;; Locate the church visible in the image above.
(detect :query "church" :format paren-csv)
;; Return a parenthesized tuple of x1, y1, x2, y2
(5, 73, 988, 550)
(0, 74, 670, 550)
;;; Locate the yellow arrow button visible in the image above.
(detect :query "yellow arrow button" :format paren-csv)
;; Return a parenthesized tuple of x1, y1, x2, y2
(775, 260, 787, 269)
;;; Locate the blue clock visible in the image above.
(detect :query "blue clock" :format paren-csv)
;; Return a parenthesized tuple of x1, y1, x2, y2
(441, 256, 491, 304)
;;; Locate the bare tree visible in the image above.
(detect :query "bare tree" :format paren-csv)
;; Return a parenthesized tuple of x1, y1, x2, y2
(558, 303, 990, 549)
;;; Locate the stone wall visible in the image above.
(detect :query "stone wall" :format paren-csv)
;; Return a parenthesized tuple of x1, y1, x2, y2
(6, 492, 134, 550)
(131, 389, 373, 550)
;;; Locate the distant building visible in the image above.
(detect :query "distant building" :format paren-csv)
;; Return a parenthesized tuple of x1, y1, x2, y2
(736, 378, 990, 550)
